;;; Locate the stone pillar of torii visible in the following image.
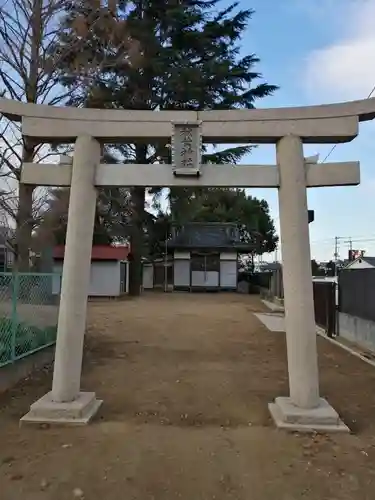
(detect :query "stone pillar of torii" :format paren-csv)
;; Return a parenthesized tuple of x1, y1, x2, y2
(1, 96, 373, 432)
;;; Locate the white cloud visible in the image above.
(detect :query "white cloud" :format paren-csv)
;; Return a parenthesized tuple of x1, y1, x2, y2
(304, 0, 375, 101)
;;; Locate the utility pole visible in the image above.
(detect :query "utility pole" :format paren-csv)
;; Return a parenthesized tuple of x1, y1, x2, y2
(334, 236, 339, 276)
(164, 227, 168, 293)
(344, 237, 353, 262)
(333, 235, 354, 275)
(345, 237, 353, 251)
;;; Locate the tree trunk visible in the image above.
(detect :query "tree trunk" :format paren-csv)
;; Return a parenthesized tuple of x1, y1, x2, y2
(16, 144, 35, 271)
(128, 145, 147, 296)
(15, 0, 41, 271)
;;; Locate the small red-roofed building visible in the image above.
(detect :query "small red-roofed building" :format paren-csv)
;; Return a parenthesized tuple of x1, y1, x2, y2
(52, 245, 130, 297)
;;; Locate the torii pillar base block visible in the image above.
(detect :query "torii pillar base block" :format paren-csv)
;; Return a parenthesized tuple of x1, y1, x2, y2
(269, 397, 349, 433)
(20, 391, 102, 426)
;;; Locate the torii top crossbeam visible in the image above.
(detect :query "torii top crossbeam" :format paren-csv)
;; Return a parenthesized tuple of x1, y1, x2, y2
(1, 97, 375, 144)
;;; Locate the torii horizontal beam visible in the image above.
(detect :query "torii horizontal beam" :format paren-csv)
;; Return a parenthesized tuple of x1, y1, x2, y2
(21, 116, 358, 144)
(21, 161, 360, 188)
(1, 97, 375, 144)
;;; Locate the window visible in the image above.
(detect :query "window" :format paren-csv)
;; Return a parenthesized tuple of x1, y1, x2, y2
(190, 252, 220, 272)
(205, 254, 220, 271)
(191, 253, 205, 272)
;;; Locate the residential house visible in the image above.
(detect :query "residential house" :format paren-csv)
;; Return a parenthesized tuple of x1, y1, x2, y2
(343, 256, 375, 270)
(0, 226, 15, 272)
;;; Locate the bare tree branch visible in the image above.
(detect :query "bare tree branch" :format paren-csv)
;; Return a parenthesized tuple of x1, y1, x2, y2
(0, 0, 71, 268)
(0, 1, 142, 267)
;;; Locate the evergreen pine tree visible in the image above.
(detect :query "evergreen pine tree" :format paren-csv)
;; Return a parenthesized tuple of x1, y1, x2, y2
(52, 0, 278, 294)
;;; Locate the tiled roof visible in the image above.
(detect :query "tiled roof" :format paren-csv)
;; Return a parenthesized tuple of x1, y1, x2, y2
(168, 223, 248, 249)
(53, 245, 130, 261)
(260, 262, 281, 271)
(344, 256, 375, 268)
(363, 256, 375, 267)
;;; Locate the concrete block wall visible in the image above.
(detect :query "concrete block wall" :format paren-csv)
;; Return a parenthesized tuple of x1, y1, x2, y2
(338, 312, 375, 353)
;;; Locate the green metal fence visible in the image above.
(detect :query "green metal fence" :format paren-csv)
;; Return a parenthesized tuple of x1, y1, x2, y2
(0, 273, 60, 367)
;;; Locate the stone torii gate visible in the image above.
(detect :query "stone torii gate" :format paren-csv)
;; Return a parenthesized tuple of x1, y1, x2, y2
(2, 97, 374, 431)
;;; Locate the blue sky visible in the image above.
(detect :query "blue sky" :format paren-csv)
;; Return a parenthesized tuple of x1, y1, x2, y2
(226, 0, 375, 262)
(3, 0, 374, 262)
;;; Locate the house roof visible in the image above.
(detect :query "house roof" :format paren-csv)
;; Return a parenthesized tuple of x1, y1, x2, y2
(53, 245, 130, 261)
(259, 262, 281, 271)
(167, 223, 254, 251)
(345, 256, 375, 268)
(339, 259, 350, 268)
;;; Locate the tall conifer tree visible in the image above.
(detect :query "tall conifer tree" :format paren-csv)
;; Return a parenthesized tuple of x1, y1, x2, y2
(53, 1, 278, 294)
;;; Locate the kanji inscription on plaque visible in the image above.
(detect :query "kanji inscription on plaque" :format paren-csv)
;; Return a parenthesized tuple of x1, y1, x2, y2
(172, 122, 202, 175)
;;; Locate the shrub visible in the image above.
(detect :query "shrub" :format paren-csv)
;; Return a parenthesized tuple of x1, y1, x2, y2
(0, 317, 57, 364)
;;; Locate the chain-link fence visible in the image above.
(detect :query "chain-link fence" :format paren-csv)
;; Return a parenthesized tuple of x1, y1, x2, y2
(0, 273, 60, 367)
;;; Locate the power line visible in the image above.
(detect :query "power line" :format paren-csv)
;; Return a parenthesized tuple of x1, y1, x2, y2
(310, 231, 375, 246)
(366, 84, 375, 100)
(310, 239, 337, 245)
(321, 83, 375, 164)
(343, 237, 375, 244)
(315, 84, 375, 262)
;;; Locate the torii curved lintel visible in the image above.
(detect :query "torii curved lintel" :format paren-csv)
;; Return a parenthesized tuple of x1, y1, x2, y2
(1, 96, 375, 122)
(1, 97, 374, 144)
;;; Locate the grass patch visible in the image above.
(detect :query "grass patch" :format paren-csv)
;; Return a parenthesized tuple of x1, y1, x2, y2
(0, 317, 57, 365)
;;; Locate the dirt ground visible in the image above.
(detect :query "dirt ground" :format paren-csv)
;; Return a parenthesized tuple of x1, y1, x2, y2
(1, 293, 375, 500)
